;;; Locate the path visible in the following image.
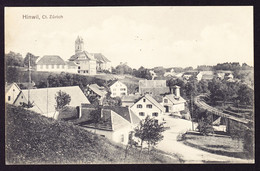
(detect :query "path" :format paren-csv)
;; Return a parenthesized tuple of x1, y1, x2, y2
(156, 115, 254, 163)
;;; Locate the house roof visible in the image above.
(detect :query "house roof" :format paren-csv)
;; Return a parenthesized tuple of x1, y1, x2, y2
(133, 94, 164, 112)
(139, 80, 166, 88)
(77, 105, 132, 131)
(16, 86, 90, 115)
(69, 51, 96, 61)
(5, 83, 21, 93)
(66, 61, 78, 67)
(139, 87, 170, 96)
(88, 84, 107, 97)
(107, 80, 122, 87)
(121, 94, 141, 102)
(90, 53, 111, 62)
(201, 74, 214, 80)
(165, 94, 186, 105)
(129, 109, 141, 125)
(36, 55, 66, 65)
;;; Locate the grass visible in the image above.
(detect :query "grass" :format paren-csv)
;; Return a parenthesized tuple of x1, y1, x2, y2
(182, 131, 250, 159)
(5, 104, 180, 164)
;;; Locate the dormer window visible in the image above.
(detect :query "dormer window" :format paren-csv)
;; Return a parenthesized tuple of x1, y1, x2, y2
(143, 99, 146, 102)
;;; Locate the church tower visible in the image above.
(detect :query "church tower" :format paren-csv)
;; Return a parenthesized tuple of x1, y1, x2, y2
(75, 36, 84, 54)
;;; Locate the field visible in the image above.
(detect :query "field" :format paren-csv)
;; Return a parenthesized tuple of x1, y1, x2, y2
(5, 104, 180, 164)
(182, 131, 251, 159)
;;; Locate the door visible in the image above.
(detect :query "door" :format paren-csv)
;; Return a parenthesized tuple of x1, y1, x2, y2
(164, 106, 169, 113)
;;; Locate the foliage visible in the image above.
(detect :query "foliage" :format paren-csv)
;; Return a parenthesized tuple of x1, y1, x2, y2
(6, 104, 178, 164)
(197, 110, 214, 136)
(5, 67, 21, 83)
(213, 62, 241, 71)
(237, 84, 254, 106)
(243, 127, 254, 158)
(55, 90, 71, 111)
(103, 96, 122, 106)
(20, 101, 34, 108)
(115, 62, 133, 75)
(5, 51, 24, 67)
(23, 53, 39, 67)
(133, 66, 152, 80)
(134, 116, 165, 154)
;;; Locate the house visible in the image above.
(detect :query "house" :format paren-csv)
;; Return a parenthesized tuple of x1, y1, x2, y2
(13, 86, 90, 119)
(75, 104, 140, 145)
(108, 80, 127, 97)
(130, 94, 165, 124)
(182, 71, 198, 80)
(36, 55, 78, 73)
(85, 84, 107, 104)
(199, 71, 215, 81)
(164, 68, 175, 77)
(90, 53, 111, 72)
(5, 83, 21, 104)
(139, 80, 169, 96)
(121, 94, 141, 107)
(161, 86, 186, 118)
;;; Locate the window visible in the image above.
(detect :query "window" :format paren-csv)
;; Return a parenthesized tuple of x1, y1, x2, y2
(121, 134, 124, 142)
(137, 104, 142, 108)
(155, 120, 159, 124)
(40, 65, 43, 69)
(113, 93, 116, 96)
(146, 104, 152, 108)
(8, 96, 11, 101)
(152, 112, 158, 117)
(143, 99, 146, 102)
(57, 65, 60, 69)
(20, 102, 22, 105)
(78, 66, 81, 69)
(52, 65, 54, 69)
(120, 88, 126, 91)
(164, 99, 168, 103)
(86, 70, 88, 73)
(121, 92, 126, 95)
(46, 65, 49, 69)
(100, 135, 105, 137)
(78, 71, 80, 73)
(62, 65, 65, 69)
(139, 112, 145, 116)
(113, 89, 116, 91)
(21, 96, 23, 99)
(83, 71, 85, 73)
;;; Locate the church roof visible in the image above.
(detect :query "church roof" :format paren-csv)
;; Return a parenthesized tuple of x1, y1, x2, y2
(90, 53, 111, 62)
(69, 51, 96, 61)
(36, 55, 66, 65)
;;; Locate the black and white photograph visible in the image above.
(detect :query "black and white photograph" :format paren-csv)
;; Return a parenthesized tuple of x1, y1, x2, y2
(4, 6, 254, 164)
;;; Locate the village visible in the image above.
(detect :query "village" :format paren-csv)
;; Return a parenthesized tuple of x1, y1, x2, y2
(5, 35, 254, 164)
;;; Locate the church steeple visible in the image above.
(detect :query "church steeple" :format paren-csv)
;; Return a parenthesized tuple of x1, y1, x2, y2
(75, 36, 84, 54)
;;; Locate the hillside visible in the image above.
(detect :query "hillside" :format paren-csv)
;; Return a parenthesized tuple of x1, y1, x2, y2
(5, 104, 180, 164)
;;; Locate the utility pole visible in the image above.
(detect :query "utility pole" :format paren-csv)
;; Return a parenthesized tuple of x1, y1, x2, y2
(28, 53, 31, 109)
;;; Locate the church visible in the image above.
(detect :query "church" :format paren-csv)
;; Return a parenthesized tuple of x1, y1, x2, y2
(36, 36, 111, 75)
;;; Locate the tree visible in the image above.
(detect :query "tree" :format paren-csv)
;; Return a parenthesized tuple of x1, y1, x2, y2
(55, 90, 71, 111)
(6, 67, 21, 83)
(237, 84, 254, 106)
(197, 110, 214, 136)
(134, 116, 165, 154)
(23, 53, 39, 67)
(89, 105, 102, 134)
(5, 51, 24, 67)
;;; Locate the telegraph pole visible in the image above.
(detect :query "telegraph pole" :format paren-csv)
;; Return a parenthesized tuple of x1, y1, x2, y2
(28, 53, 31, 109)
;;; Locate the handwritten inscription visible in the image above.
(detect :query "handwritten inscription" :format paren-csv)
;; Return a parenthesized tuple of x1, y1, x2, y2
(22, 15, 63, 20)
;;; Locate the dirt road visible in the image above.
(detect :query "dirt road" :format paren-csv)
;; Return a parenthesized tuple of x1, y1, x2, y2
(156, 115, 254, 163)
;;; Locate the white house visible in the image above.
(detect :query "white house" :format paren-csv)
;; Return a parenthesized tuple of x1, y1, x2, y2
(76, 104, 140, 145)
(36, 55, 78, 73)
(5, 83, 21, 104)
(161, 86, 186, 117)
(13, 86, 90, 119)
(130, 94, 165, 124)
(108, 80, 127, 98)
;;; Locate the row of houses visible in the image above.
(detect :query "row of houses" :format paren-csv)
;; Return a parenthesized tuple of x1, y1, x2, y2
(6, 78, 187, 145)
(164, 69, 235, 82)
(36, 36, 111, 75)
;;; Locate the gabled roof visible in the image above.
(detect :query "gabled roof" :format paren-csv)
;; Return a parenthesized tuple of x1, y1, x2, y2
(90, 53, 111, 62)
(5, 83, 21, 93)
(133, 94, 164, 112)
(107, 80, 124, 87)
(121, 94, 141, 102)
(88, 84, 107, 97)
(164, 94, 186, 105)
(16, 86, 90, 115)
(69, 51, 96, 61)
(66, 61, 78, 67)
(77, 105, 132, 131)
(129, 109, 141, 125)
(139, 80, 166, 88)
(36, 55, 66, 65)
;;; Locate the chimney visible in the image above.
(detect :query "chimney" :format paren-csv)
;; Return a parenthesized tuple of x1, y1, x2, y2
(175, 85, 180, 98)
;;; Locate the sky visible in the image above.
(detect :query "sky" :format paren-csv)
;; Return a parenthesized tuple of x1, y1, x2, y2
(5, 7, 253, 69)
